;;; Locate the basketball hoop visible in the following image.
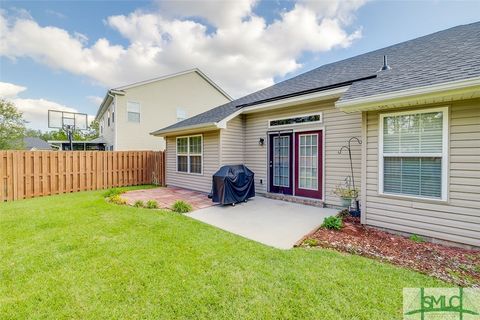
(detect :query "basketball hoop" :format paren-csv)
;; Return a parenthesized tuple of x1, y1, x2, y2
(48, 110, 88, 151)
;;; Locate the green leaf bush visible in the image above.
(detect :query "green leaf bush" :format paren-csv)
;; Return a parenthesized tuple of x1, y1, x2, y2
(133, 200, 144, 208)
(103, 188, 125, 198)
(321, 216, 343, 230)
(108, 195, 127, 205)
(145, 200, 159, 209)
(172, 200, 192, 213)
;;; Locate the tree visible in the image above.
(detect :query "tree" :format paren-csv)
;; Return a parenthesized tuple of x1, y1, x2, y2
(25, 120, 99, 142)
(0, 99, 26, 150)
(83, 120, 99, 141)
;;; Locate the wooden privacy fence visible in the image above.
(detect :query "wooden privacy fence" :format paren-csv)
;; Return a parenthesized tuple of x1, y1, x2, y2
(0, 151, 165, 202)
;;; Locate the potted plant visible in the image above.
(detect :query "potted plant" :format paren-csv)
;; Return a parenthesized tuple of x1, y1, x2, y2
(333, 185, 359, 208)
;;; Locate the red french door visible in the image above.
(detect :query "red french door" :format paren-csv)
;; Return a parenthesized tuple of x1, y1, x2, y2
(294, 130, 323, 199)
(269, 133, 293, 195)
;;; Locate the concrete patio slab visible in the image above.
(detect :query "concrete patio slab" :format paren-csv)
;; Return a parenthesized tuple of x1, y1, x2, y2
(187, 196, 338, 249)
(123, 186, 213, 210)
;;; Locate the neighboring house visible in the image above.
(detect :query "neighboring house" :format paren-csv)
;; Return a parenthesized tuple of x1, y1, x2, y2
(23, 137, 52, 151)
(48, 137, 106, 151)
(152, 22, 480, 247)
(95, 69, 231, 151)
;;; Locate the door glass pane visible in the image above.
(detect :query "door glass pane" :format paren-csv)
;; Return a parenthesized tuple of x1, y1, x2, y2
(273, 136, 289, 187)
(298, 134, 318, 190)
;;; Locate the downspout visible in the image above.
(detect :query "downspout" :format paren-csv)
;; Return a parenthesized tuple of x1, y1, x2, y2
(107, 91, 117, 151)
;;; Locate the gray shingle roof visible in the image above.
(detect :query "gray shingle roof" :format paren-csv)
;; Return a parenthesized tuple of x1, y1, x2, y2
(23, 137, 52, 150)
(155, 21, 480, 133)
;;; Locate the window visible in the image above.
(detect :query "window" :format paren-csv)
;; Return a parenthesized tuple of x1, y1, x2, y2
(273, 136, 290, 187)
(379, 107, 448, 200)
(176, 135, 203, 174)
(107, 110, 110, 127)
(176, 108, 187, 122)
(269, 113, 322, 128)
(112, 110, 115, 123)
(298, 134, 318, 190)
(127, 102, 140, 123)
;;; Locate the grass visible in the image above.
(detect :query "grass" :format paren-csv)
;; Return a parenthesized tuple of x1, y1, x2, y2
(0, 187, 445, 319)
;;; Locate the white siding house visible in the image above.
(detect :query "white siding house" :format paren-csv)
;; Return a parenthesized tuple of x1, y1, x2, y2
(95, 69, 231, 151)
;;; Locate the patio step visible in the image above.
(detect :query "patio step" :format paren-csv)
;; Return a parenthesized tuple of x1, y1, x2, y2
(263, 193, 325, 208)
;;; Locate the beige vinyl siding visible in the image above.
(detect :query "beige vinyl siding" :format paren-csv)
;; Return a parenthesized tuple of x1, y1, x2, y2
(112, 72, 229, 151)
(165, 130, 220, 193)
(244, 100, 362, 206)
(220, 115, 245, 165)
(364, 99, 480, 247)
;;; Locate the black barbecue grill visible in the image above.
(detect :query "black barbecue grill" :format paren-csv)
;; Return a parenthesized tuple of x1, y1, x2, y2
(210, 165, 255, 205)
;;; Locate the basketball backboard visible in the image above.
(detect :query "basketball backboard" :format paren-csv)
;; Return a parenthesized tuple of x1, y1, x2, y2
(48, 110, 88, 130)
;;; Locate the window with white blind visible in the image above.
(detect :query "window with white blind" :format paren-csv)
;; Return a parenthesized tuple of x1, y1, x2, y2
(127, 102, 141, 123)
(379, 107, 448, 200)
(176, 135, 203, 174)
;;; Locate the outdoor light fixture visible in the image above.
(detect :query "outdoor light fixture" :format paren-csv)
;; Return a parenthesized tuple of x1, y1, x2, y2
(259, 138, 265, 146)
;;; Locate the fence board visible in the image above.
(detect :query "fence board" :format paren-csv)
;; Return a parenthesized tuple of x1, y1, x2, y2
(0, 151, 165, 202)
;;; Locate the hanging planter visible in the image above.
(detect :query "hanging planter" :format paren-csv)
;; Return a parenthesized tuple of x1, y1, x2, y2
(333, 185, 358, 208)
(337, 137, 362, 216)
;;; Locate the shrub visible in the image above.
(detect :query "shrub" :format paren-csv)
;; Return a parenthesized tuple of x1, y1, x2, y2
(303, 238, 319, 247)
(145, 200, 159, 209)
(336, 209, 350, 219)
(321, 216, 343, 230)
(108, 195, 127, 205)
(103, 188, 125, 198)
(172, 200, 192, 213)
(409, 234, 424, 243)
(133, 200, 144, 208)
(333, 185, 358, 198)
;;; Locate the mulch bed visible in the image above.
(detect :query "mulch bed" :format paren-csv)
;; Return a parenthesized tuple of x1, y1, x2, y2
(302, 217, 480, 287)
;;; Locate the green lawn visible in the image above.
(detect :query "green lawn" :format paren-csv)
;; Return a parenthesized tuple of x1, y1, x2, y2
(1, 187, 444, 319)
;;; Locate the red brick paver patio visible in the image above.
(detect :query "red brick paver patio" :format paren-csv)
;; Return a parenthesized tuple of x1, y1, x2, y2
(122, 186, 214, 210)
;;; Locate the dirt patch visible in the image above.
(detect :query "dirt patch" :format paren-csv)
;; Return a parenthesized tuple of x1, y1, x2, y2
(303, 217, 480, 287)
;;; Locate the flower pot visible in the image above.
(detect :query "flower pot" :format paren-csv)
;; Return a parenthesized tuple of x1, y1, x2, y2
(340, 197, 352, 208)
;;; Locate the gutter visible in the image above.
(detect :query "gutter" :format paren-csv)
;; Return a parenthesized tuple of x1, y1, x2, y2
(95, 89, 125, 120)
(150, 122, 219, 137)
(336, 76, 480, 112)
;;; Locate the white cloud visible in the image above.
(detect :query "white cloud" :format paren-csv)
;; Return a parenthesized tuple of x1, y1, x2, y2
(0, 81, 94, 130)
(87, 95, 104, 106)
(0, 81, 27, 97)
(0, 1, 366, 97)
(45, 9, 66, 19)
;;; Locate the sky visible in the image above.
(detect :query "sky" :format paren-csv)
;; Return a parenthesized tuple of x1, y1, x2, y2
(0, 0, 479, 131)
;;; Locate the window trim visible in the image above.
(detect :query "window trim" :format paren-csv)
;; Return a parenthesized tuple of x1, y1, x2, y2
(297, 133, 320, 191)
(268, 112, 323, 128)
(175, 134, 203, 175)
(272, 135, 290, 188)
(378, 107, 449, 201)
(127, 101, 141, 123)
